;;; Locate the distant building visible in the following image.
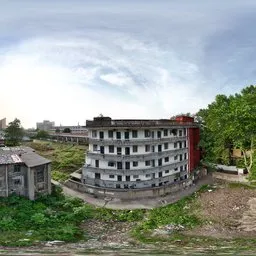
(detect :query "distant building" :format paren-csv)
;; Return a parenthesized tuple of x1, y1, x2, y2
(82, 115, 200, 191)
(50, 125, 87, 134)
(36, 120, 55, 131)
(0, 118, 6, 130)
(0, 147, 51, 200)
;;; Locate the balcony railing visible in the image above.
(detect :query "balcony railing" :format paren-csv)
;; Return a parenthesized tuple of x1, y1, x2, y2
(88, 136, 187, 146)
(83, 160, 188, 176)
(87, 148, 188, 162)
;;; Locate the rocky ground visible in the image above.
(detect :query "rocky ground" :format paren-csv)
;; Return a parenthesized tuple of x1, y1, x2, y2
(185, 182, 256, 238)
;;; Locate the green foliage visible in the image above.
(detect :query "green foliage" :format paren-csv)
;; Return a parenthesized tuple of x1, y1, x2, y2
(0, 191, 95, 246)
(132, 195, 202, 241)
(197, 85, 256, 172)
(24, 141, 86, 182)
(63, 128, 71, 133)
(36, 130, 49, 139)
(4, 118, 24, 146)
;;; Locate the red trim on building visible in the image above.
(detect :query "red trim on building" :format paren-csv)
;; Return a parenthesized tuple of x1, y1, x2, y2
(188, 127, 200, 172)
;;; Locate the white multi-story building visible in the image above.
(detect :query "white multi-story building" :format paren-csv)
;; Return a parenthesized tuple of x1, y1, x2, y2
(82, 116, 200, 190)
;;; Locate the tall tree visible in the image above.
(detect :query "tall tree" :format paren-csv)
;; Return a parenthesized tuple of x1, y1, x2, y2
(4, 118, 24, 146)
(197, 85, 256, 174)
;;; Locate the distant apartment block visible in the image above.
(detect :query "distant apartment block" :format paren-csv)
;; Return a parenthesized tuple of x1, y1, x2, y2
(0, 118, 6, 130)
(82, 116, 200, 190)
(51, 125, 88, 134)
(36, 120, 55, 131)
(0, 147, 51, 200)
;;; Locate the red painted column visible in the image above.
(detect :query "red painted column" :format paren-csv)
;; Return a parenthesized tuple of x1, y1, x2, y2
(188, 127, 200, 172)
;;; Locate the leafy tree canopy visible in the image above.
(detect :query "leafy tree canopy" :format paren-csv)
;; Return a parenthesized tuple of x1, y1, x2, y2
(196, 85, 256, 175)
(4, 118, 24, 146)
(36, 130, 49, 139)
(63, 128, 71, 133)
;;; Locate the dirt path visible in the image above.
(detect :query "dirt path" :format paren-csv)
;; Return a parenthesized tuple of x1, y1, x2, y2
(239, 198, 256, 232)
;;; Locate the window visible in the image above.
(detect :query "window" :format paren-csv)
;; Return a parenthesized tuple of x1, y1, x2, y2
(95, 173, 100, 179)
(180, 166, 183, 171)
(100, 146, 104, 154)
(36, 166, 45, 182)
(151, 131, 154, 138)
(164, 129, 168, 136)
(125, 131, 129, 139)
(14, 165, 21, 172)
(152, 160, 155, 167)
(174, 142, 177, 148)
(174, 155, 178, 160)
(116, 184, 121, 189)
(179, 142, 182, 148)
(13, 178, 21, 185)
(126, 176, 130, 181)
(125, 147, 130, 155)
(109, 174, 115, 178)
(92, 130, 97, 137)
(165, 170, 169, 174)
(99, 131, 104, 139)
(180, 154, 183, 161)
(158, 159, 162, 166)
(93, 145, 98, 151)
(184, 164, 187, 171)
(164, 157, 169, 162)
(108, 130, 113, 138)
(158, 145, 162, 152)
(108, 161, 115, 167)
(145, 174, 151, 178)
(164, 143, 168, 150)
(132, 130, 138, 138)
(125, 162, 130, 170)
(95, 160, 99, 167)
(116, 131, 121, 139)
(133, 145, 138, 153)
(179, 130, 183, 136)
(133, 175, 139, 179)
(145, 160, 151, 166)
(145, 145, 150, 152)
(144, 130, 150, 137)
(133, 161, 138, 167)
(109, 145, 114, 153)
(184, 141, 187, 148)
(157, 131, 161, 138)
(117, 162, 122, 170)
(184, 153, 187, 159)
(117, 147, 122, 155)
(117, 175, 122, 181)
(152, 145, 155, 152)
(159, 171, 162, 177)
(174, 167, 178, 171)
(184, 128, 187, 136)
(171, 129, 177, 136)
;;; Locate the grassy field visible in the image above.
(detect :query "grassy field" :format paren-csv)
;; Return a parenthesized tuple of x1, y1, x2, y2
(24, 140, 87, 182)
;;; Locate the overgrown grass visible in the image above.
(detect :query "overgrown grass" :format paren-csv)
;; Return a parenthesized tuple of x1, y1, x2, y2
(0, 186, 94, 246)
(132, 195, 202, 242)
(24, 140, 87, 182)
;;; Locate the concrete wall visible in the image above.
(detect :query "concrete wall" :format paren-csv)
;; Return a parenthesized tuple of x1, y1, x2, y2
(212, 172, 248, 183)
(65, 178, 193, 199)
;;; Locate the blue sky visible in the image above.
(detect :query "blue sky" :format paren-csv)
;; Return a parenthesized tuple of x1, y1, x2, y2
(1, 0, 255, 128)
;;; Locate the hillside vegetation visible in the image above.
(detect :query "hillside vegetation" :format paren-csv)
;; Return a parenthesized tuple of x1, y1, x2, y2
(24, 140, 87, 181)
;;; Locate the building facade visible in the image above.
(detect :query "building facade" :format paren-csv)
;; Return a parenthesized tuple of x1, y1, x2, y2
(50, 125, 87, 134)
(82, 116, 200, 190)
(36, 120, 55, 131)
(0, 147, 51, 200)
(0, 118, 6, 130)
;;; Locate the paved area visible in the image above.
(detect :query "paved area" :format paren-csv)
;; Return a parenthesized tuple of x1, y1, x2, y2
(52, 175, 213, 209)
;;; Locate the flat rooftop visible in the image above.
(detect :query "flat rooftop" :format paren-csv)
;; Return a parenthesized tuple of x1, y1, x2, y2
(86, 116, 198, 128)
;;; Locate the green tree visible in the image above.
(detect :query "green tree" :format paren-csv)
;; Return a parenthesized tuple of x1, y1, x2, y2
(36, 130, 49, 139)
(63, 128, 71, 133)
(4, 118, 24, 146)
(197, 85, 256, 174)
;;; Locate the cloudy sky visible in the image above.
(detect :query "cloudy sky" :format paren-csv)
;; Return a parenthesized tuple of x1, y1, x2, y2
(1, 0, 256, 128)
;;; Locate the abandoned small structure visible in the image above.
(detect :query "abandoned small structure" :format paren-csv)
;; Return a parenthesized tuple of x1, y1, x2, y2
(0, 147, 51, 200)
(66, 115, 201, 199)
